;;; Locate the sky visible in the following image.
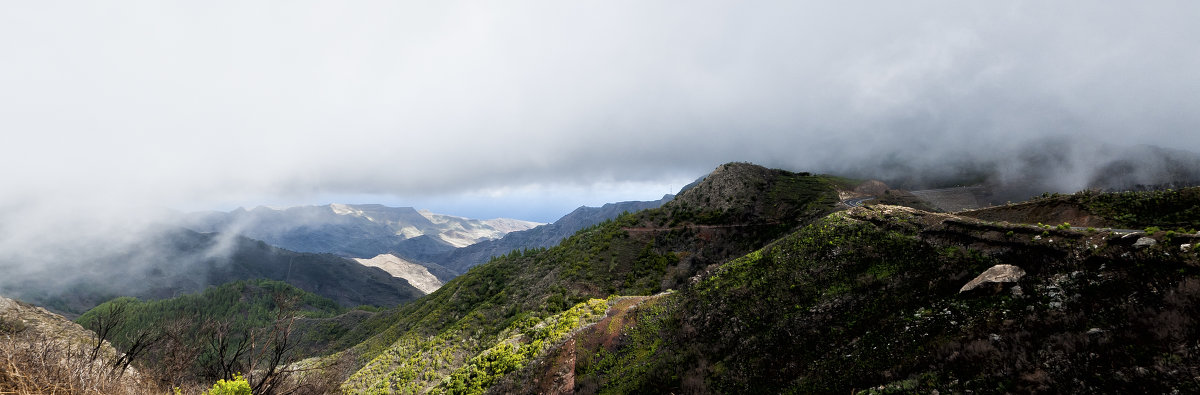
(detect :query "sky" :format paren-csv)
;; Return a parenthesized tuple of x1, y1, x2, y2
(2, 1, 1199, 227)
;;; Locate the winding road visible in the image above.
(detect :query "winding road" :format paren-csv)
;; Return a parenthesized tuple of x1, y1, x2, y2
(843, 196, 876, 207)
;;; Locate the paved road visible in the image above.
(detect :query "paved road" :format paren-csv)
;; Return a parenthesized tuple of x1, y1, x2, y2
(843, 196, 876, 207)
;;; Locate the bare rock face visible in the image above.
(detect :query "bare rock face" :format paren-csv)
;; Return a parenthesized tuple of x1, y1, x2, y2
(352, 254, 444, 294)
(960, 264, 1027, 293)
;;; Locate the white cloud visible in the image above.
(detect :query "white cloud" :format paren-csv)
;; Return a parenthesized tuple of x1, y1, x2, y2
(0, 1, 1196, 244)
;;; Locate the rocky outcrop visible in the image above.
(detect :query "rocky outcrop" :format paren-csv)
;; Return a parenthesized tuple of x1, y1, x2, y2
(1134, 237, 1157, 249)
(960, 264, 1026, 293)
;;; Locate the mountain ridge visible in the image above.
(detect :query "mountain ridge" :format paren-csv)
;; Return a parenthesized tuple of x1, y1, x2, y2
(180, 204, 542, 260)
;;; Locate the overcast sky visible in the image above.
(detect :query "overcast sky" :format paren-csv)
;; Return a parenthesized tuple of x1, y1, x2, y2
(2, 1, 1198, 224)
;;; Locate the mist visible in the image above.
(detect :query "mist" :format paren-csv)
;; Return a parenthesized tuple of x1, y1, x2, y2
(2, 2, 1198, 303)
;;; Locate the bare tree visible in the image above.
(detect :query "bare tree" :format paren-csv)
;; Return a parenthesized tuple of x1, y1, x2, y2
(111, 326, 160, 377)
(148, 317, 202, 388)
(203, 318, 253, 381)
(84, 299, 130, 365)
(248, 293, 301, 395)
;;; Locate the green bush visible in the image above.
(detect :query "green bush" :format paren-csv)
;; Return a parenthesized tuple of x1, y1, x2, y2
(203, 373, 251, 395)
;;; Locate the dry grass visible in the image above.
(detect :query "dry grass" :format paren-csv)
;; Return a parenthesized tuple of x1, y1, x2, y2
(0, 333, 164, 395)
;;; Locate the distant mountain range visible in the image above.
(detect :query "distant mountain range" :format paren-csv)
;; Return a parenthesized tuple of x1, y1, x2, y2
(181, 199, 677, 279)
(0, 227, 424, 317)
(179, 204, 542, 260)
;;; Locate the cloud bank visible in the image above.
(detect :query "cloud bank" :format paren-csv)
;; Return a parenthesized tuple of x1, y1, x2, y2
(1, 1, 1197, 233)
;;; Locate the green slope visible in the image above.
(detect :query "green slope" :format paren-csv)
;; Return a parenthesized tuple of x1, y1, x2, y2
(527, 203, 1200, 393)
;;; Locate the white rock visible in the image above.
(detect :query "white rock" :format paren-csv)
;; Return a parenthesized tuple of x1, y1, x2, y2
(1134, 237, 1157, 249)
(960, 264, 1026, 293)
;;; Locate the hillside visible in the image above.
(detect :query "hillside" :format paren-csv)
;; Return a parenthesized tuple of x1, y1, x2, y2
(180, 204, 542, 259)
(497, 204, 1200, 392)
(430, 195, 674, 274)
(334, 163, 843, 392)
(0, 228, 424, 317)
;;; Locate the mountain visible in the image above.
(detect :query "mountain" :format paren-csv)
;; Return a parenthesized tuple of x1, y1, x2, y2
(180, 204, 542, 259)
(0, 227, 424, 317)
(337, 163, 845, 392)
(430, 195, 675, 274)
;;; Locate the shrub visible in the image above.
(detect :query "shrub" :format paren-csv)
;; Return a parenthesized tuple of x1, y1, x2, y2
(203, 374, 252, 395)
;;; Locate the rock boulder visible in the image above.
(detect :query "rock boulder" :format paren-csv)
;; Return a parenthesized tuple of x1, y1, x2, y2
(960, 264, 1026, 293)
